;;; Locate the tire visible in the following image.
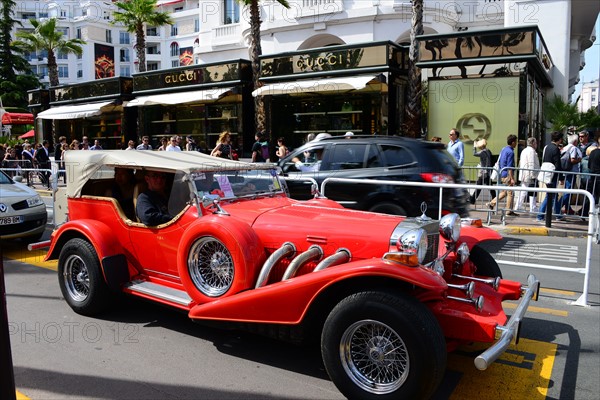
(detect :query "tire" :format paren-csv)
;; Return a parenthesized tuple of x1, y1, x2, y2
(321, 291, 446, 400)
(470, 244, 503, 278)
(58, 238, 113, 316)
(368, 202, 407, 216)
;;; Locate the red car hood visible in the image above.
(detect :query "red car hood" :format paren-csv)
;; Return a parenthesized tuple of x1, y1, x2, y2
(222, 197, 404, 258)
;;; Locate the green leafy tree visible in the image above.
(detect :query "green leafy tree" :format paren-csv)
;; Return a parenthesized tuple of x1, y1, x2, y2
(240, 0, 289, 134)
(544, 94, 581, 132)
(12, 18, 85, 87)
(404, 0, 424, 138)
(0, 0, 39, 107)
(112, 0, 173, 73)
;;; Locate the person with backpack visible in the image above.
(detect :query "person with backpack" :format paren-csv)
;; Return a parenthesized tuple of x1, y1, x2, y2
(252, 132, 269, 162)
(559, 133, 582, 215)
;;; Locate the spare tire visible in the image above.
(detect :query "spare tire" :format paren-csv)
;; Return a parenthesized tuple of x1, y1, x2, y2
(177, 217, 265, 304)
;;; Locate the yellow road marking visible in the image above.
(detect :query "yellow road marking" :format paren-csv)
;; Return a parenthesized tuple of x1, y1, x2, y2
(541, 287, 577, 296)
(3, 249, 57, 271)
(449, 338, 557, 400)
(504, 302, 569, 317)
(16, 390, 30, 400)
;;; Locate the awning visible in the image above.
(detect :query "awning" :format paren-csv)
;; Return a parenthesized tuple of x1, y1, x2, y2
(37, 101, 116, 120)
(1, 112, 34, 125)
(252, 75, 378, 97)
(19, 129, 35, 139)
(126, 87, 233, 107)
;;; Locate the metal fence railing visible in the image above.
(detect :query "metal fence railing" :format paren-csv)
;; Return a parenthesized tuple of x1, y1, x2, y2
(321, 177, 599, 307)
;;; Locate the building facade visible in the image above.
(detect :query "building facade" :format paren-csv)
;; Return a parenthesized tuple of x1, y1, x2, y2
(11, 1, 599, 150)
(578, 79, 599, 112)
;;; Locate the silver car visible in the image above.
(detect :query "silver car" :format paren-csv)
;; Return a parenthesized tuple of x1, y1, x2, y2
(0, 170, 47, 241)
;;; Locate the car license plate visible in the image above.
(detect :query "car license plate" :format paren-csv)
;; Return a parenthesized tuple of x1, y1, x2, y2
(0, 216, 23, 225)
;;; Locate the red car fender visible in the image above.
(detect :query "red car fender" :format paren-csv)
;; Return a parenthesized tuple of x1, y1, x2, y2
(45, 219, 125, 262)
(458, 224, 502, 249)
(188, 260, 448, 324)
(177, 216, 266, 304)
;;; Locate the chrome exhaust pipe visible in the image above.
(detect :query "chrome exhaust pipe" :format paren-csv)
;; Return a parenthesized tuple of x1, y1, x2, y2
(447, 281, 475, 298)
(313, 248, 351, 272)
(447, 295, 485, 311)
(282, 245, 323, 281)
(255, 242, 296, 288)
(453, 274, 500, 290)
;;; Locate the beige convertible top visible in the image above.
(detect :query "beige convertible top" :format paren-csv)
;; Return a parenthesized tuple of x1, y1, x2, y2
(63, 150, 274, 198)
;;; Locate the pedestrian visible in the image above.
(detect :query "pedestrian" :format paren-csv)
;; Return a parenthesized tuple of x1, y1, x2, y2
(34, 139, 51, 188)
(210, 131, 233, 159)
(487, 134, 518, 216)
(447, 128, 464, 166)
(559, 133, 582, 215)
(90, 139, 103, 150)
(469, 138, 495, 204)
(275, 137, 289, 161)
(166, 135, 182, 152)
(515, 137, 540, 212)
(136, 136, 153, 150)
(537, 131, 564, 222)
(125, 140, 136, 150)
(251, 132, 269, 162)
(80, 136, 90, 150)
(157, 137, 168, 151)
(185, 135, 197, 151)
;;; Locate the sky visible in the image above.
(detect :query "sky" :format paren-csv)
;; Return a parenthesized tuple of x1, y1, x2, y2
(574, 15, 600, 101)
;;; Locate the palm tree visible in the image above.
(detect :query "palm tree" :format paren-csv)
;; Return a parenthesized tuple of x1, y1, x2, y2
(12, 18, 85, 87)
(544, 94, 581, 133)
(240, 0, 289, 134)
(404, 0, 423, 138)
(112, 0, 173, 73)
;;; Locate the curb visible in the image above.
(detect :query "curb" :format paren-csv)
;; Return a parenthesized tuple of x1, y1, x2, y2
(493, 225, 588, 238)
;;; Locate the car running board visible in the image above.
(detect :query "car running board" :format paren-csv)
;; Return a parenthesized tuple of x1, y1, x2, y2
(124, 280, 192, 308)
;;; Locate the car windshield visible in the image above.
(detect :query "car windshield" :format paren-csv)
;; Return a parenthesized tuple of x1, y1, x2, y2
(170, 168, 287, 211)
(0, 171, 12, 184)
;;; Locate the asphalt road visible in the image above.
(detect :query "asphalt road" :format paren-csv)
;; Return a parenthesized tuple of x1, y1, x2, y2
(1, 228, 599, 399)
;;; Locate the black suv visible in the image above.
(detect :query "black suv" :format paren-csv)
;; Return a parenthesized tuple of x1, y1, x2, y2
(278, 135, 469, 217)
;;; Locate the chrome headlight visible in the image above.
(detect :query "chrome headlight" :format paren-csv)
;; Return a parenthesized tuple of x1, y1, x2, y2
(457, 242, 470, 264)
(399, 228, 428, 264)
(439, 213, 461, 243)
(27, 195, 44, 208)
(384, 228, 428, 266)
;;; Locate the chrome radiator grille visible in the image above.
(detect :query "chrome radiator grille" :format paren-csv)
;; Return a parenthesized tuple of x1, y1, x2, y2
(391, 218, 440, 265)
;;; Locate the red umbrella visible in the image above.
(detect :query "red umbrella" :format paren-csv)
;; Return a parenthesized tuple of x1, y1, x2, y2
(18, 129, 35, 139)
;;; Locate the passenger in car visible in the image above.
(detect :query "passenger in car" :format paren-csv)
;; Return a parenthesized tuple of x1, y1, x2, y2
(106, 168, 136, 220)
(292, 148, 324, 172)
(136, 171, 173, 226)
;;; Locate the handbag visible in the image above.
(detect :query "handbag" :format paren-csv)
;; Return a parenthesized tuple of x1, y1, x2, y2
(537, 162, 555, 184)
(490, 160, 499, 181)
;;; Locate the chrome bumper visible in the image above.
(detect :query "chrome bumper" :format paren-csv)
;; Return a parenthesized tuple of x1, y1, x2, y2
(474, 274, 540, 370)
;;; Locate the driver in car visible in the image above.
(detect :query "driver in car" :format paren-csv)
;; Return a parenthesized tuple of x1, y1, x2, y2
(136, 171, 173, 226)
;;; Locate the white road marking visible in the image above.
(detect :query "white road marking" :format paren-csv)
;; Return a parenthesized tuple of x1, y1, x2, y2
(495, 241, 579, 264)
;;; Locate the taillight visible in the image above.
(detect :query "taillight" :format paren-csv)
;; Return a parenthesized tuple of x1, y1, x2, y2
(420, 173, 454, 183)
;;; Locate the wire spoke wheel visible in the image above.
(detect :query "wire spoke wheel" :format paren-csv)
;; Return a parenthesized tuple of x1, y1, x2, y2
(340, 319, 409, 394)
(188, 236, 234, 297)
(63, 254, 90, 302)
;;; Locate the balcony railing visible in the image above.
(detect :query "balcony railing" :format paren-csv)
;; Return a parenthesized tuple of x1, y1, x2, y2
(212, 23, 241, 46)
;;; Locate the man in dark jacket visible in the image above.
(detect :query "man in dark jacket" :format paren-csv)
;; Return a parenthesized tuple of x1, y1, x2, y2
(537, 131, 564, 221)
(136, 171, 173, 226)
(34, 140, 51, 188)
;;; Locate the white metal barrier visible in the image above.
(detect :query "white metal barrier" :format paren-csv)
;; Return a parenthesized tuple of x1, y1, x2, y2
(321, 177, 598, 307)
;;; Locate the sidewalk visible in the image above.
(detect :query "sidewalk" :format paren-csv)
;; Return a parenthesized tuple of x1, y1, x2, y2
(469, 207, 591, 238)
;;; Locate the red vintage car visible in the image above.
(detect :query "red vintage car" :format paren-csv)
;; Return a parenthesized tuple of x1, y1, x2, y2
(41, 150, 539, 399)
